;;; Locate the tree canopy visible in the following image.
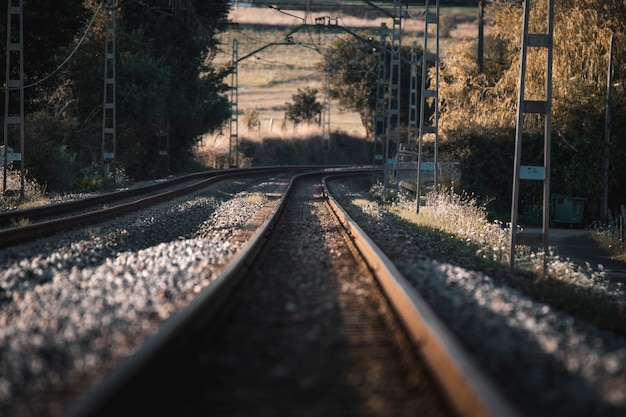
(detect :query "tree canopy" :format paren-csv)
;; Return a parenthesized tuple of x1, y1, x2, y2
(1, 0, 232, 190)
(323, 34, 422, 139)
(285, 87, 323, 126)
(437, 0, 626, 220)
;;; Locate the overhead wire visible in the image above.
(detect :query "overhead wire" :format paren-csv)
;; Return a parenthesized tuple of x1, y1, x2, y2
(484, 0, 524, 4)
(251, 56, 311, 69)
(12, 2, 104, 90)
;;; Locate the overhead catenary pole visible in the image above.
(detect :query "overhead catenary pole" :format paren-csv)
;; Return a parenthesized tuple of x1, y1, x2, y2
(322, 49, 331, 150)
(408, 41, 418, 146)
(416, 0, 440, 213)
(509, 0, 554, 270)
(3, 0, 25, 199)
(382, 1, 402, 197)
(229, 38, 239, 168)
(102, 0, 117, 183)
(478, 0, 484, 74)
(373, 23, 388, 169)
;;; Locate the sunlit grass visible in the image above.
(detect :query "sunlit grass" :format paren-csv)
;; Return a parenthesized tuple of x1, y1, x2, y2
(592, 222, 626, 263)
(397, 189, 512, 265)
(372, 182, 516, 266)
(243, 193, 269, 204)
(0, 169, 49, 210)
(366, 182, 626, 336)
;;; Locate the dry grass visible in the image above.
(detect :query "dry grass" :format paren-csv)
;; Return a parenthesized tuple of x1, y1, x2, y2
(366, 183, 626, 335)
(0, 169, 49, 210)
(396, 189, 512, 265)
(592, 224, 626, 263)
(211, 5, 488, 158)
(197, 123, 334, 169)
(243, 193, 269, 204)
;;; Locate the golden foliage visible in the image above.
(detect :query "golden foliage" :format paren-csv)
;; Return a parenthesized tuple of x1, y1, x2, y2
(438, 0, 625, 141)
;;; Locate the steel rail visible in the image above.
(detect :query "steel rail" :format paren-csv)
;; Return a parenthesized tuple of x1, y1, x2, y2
(0, 171, 214, 228)
(58, 169, 329, 417)
(0, 172, 234, 247)
(0, 166, 338, 228)
(59, 168, 375, 417)
(322, 174, 522, 417)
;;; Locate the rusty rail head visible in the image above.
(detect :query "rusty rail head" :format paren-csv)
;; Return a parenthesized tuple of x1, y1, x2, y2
(58, 167, 363, 417)
(322, 174, 522, 417)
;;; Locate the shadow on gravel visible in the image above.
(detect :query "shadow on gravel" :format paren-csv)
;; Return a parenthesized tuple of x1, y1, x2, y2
(333, 178, 626, 338)
(398, 256, 626, 417)
(329, 178, 626, 417)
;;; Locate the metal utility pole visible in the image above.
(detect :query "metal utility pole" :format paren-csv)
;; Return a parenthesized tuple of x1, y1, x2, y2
(322, 49, 331, 150)
(373, 23, 388, 169)
(408, 41, 419, 146)
(601, 33, 614, 222)
(382, 1, 402, 197)
(102, 0, 117, 183)
(509, 0, 554, 270)
(229, 38, 239, 168)
(3, 0, 25, 199)
(416, 0, 440, 212)
(478, 0, 484, 74)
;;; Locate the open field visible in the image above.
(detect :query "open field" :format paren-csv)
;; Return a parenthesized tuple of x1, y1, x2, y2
(205, 4, 489, 160)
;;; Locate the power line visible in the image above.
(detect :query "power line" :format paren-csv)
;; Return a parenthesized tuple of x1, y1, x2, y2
(4, 2, 104, 91)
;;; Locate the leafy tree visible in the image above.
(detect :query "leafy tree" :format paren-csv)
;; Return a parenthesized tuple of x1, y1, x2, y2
(1, 0, 232, 188)
(99, 0, 231, 180)
(0, 0, 91, 100)
(324, 37, 379, 137)
(323, 34, 424, 139)
(285, 87, 323, 126)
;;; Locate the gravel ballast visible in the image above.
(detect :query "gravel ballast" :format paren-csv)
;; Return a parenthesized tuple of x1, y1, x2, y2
(0, 176, 288, 417)
(1, 173, 625, 417)
(327, 177, 626, 417)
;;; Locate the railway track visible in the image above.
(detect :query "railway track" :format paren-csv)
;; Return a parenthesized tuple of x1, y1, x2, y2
(0, 166, 342, 247)
(3, 168, 621, 417)
(55, 171, 519, 417)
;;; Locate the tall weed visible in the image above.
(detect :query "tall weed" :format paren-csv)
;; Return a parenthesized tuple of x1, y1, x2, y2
(0, 169, 48, 209)
(370, 183, 625, 311)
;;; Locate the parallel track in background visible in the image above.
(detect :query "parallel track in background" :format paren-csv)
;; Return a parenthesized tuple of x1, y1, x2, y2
(0, 166, 350, 247)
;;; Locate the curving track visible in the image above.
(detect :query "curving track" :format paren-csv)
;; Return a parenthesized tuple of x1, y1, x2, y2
(0, 167, 334, 247)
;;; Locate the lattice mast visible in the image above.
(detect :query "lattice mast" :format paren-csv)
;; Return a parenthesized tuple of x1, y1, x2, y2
(3, 0, 25, 198)
(408, 41, 419, 145)
(373, 23, 388, 168)
(382, 1, 402, 196)
(322, 49, 331, 150)
(416, 0, 440, 212)
(229, 38, 239, 168)
(509, 0, 554, 269)
(102, 0, 117, 182)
